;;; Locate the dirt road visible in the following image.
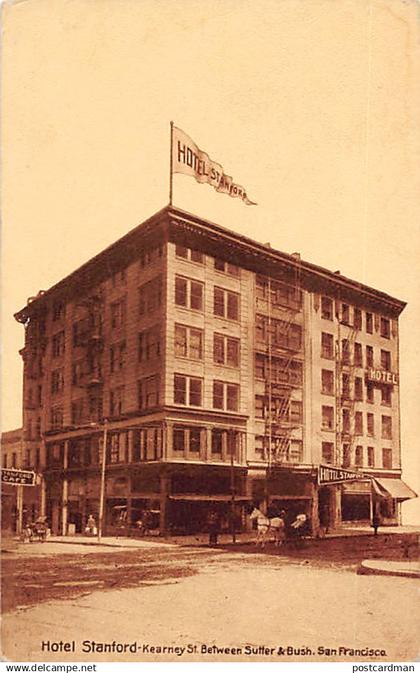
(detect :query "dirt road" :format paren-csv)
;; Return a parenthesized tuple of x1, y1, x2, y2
(2, 535, 419, 663)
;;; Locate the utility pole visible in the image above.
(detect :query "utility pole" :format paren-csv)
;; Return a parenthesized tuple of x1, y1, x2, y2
(97, 419, 108, 543)
(229, 430, 236, 544)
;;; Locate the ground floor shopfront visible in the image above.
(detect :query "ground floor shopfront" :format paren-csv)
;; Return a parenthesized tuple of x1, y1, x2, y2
(42, 462, 416, 537)
(1, 482, 41, 535)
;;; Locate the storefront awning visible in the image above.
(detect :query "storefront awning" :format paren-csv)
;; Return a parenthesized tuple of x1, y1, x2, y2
(373, 478, 417, 501)
(270, 495, 312, 501)
(169, 494, 251, 502)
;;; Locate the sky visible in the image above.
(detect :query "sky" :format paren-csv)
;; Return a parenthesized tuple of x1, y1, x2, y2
(2, 0, 419, 522)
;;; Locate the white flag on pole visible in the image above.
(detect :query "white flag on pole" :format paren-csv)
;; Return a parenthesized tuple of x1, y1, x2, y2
(172, 126, 257, 206)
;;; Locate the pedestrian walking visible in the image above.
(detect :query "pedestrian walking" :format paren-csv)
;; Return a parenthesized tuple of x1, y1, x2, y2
(207, 509, 220, 546)
(85, 514, 97, 536)
(372, 511, 381, 536)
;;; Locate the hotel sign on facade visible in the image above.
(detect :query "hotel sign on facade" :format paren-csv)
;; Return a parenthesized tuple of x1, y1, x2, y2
(318, 465, 366, 486)
(366, 369, 399, 386)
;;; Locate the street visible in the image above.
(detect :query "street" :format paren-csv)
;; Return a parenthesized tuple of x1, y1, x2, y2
(2, 534, 419, 662)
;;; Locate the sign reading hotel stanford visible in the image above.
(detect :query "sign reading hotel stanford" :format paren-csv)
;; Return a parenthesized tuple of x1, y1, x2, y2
(318, 465, 366, 486)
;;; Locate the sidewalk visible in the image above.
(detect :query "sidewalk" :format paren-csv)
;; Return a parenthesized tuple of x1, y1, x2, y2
(357, 559, 420, 579)
(29, 523, 420, 549)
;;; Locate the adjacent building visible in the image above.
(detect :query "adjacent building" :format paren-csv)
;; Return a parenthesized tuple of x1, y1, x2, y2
(1, 428, 40, 533)
(14, 205, 416, 536)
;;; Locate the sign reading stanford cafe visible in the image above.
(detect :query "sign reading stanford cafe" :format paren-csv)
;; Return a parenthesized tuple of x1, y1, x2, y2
(1, 467, 36, 486)
(318, 465, 366, 485)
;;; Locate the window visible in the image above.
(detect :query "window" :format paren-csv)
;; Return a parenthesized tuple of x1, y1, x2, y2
(271, 280, 302, 310)
(110, 298, 126, 328)
(342, 444, 351, 468)
(341, 339, 350, 364)
(51, 368, 64, 394)
(367, 413, 374, 436)
(52, 331, 65, 358)
(213, 381, 239, 411)
(342, 373, 350, 399)
(139, 245, 163, 269)
(366, 312, 373, 334)
(138, 376, 159, 410)
(175, 276, 203, 311)
(342, 409, 350, 434)
(354, 343, 363, 367)
(110, 386, 124, 416)
(175, 324, 203, 360)
(380, 317, 390, 339)
(341, 303, 350, 324)
(366, 382, 374, 404)
(321, 369, 334, 395)
(255, 316, 302, 351)
(11, 453, 17, 468)
(71, 399, 85, 425)
(355, 377, 363, 401)
(322, 406, 334, 430)
(354, 308, 362, 329)
(289, 440, 303, 463)
(173, 426, 203, 454)
(176, 245, 204, 264)
(51, 406, 63, 430)
(366, 345, 374, 368)
(288, 400, 301, 425)
(173, 427, 186, 452)
(381, 415, 392, 439)
(138, 325, 161, 362)
(175, 244, 188, 259)
(72, 360, 84, 385)
(138, 276, 162, 315)
(174, 375, 202, 407)
(355, 411, 363, 435)
(214, 287, 239, 321)
(108, 433, 124, 464)
(255, 396, 264, 418)
(211, 429, 223, 455)
(53, 301, 65, 321)
(355, 445, 363, 467)
(110, 341, 126, 373)
(321, 296, 333, 320)
(321, 332, 334, 359)
(381, 386, 392, 405)
(382, 448, 392, 469)
(322, 442, 334, 464)
(214, 259, 240, 276)
(380, 350, 391, 371)
(213, 334, 240, 367)
(367, 446, 375, 468)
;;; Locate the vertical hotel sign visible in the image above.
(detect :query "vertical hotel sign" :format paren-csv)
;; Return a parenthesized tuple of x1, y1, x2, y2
(171, 124, 256, 206)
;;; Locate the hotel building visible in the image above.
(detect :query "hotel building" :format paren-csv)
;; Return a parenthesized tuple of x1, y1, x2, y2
(14, 206, 416, 535)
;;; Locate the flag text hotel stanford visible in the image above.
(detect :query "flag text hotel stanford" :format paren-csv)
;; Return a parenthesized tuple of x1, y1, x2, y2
(15, 203, 416, 536)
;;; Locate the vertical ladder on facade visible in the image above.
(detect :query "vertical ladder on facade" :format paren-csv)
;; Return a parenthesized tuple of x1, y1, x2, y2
(264, 255, 302, 469)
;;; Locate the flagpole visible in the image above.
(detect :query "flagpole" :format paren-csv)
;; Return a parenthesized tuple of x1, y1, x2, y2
(169, 121, 174, 206)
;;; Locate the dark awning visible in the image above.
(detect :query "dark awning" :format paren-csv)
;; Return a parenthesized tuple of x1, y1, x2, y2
(169, 494, 251, 502)
(373, 478, 417, 501)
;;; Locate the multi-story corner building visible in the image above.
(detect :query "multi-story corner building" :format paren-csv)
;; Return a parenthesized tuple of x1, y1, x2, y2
(14, 206, 416, 536)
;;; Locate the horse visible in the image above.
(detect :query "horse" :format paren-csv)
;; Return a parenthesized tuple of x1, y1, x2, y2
(249, 507, 285, 548)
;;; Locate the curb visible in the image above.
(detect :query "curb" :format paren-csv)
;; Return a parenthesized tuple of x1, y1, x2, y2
(357, 560, 420, 579)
